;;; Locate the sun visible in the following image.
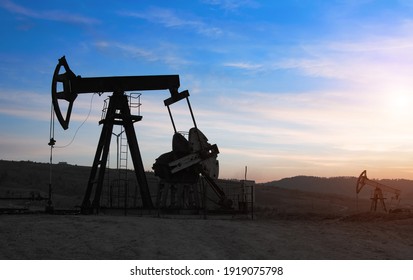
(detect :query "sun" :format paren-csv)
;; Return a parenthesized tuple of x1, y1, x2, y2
(389, 89, 413, 117)
(394, 93, 410, 110)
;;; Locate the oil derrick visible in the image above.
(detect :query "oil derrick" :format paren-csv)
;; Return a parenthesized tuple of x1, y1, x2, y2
(51, 56, 182, 213)
(50, 56, 232, 214)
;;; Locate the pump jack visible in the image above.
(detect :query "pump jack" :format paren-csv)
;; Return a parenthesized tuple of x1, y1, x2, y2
(51, 56, 228, 213)
(52, 56, 189, 213)
(356, 170, 401, 212)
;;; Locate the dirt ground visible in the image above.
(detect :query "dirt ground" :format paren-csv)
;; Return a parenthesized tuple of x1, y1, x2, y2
(1, 212, 413, 260)
(2, 162, 413, 260)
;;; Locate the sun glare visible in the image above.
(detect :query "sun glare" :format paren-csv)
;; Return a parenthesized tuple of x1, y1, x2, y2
(388, 89, 413, 118)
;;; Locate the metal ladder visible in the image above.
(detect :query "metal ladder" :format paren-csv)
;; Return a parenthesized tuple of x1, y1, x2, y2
(117, 129, 128, 208)
(112, 93, 142, 208)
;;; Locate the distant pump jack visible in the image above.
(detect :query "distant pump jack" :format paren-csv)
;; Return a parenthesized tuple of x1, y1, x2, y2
(356, 170, 401, 212)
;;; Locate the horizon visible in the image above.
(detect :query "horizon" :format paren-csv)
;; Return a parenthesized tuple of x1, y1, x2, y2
(2, 1, 413, 183)
(3, 159, 413, 184)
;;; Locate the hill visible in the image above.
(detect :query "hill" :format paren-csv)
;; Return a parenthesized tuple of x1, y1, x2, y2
(0, 160, 89, 208)
(0, 160, 165, 209)
(261, 175, 413, 201)
(2, 159, 413, 212)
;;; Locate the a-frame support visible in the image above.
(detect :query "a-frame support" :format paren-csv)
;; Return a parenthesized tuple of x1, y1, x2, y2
(370, 187, 387, 212)
(81, 91, 153, 213)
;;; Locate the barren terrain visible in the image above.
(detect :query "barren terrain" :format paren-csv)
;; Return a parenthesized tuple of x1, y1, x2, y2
(1, 212, 413, 259)
(1, 160, 413, 259)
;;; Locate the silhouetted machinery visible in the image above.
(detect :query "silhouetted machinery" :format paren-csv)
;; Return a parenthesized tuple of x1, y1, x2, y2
(153, 128, 232, 209)
(356, 170, 401, 212)
(51, 56, 231, 213)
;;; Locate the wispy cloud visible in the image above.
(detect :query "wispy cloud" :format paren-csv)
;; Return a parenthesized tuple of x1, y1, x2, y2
(0, 89, 101, 123)
(94, 41, 191, 68)
(204, 33, 413, 179)
(0, 0, 100, 25)
(273, 31, 413, 86)
(223, 62, 263, 71)
(0, 90, 49, 120)
(216, 86, 413, 150)
(118, 7, 222, 37)
(202, 0, 259, 11)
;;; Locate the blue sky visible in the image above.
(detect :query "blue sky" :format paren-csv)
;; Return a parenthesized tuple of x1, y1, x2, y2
(2, 0, 413, 182)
